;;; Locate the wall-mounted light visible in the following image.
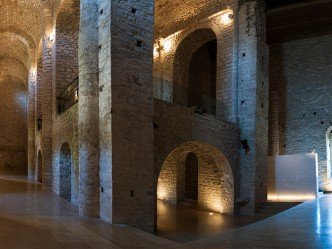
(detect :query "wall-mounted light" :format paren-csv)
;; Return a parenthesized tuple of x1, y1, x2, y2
(48, 29, 55, 43)
(220, 9, 234, 25)
(162, 38, 173, 53)
(30, 68, 37, 81)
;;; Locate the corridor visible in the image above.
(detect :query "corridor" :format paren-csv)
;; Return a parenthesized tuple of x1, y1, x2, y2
(0, 175, 331, 248)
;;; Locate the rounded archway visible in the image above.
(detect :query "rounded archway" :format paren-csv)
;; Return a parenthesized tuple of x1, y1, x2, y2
(157, 141, 234, 214)
(37, 150, 42, 183)
(173, 29, 217, 115)
(59, 143, 72, 202)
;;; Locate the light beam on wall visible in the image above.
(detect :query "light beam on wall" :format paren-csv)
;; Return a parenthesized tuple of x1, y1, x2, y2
(162, 38, 173, 53)
(220, 9, 234, 25)
(49, 29, 55, 43)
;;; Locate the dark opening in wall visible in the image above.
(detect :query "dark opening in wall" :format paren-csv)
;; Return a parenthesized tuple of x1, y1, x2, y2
(188, 39, 217, 116)
(185, 152, 198, 201)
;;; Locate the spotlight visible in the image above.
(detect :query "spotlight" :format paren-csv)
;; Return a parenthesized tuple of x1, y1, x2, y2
(221, 10, 234, 25)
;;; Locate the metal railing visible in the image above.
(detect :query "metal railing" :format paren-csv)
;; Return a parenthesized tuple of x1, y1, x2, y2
(153, 78, 217, 116)
(57, 77, 79, 114)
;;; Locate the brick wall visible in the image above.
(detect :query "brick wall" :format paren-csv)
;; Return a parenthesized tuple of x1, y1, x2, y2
(0, 76, 27, 174)
(269, 35, 332, 190)
(52, 104, 79, 205)
(154, 99, 240, 214)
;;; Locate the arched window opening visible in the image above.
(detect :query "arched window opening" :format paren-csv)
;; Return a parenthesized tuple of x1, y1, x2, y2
(188, 39, 217, 115)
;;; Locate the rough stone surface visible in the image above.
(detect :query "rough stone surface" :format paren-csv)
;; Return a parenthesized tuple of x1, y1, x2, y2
(269, 35, 332, 190)
(154, 99, 240, 214)
(238, 0, 269, 214)
(0, 76, 27, 174)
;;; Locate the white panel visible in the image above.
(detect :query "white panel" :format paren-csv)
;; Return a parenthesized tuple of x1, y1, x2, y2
(268, 153, 318, 202)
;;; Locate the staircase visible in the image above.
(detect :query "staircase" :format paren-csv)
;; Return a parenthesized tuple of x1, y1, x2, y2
(256, 202, 300, 217)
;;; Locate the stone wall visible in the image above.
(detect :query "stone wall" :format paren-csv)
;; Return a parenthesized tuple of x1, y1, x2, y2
(269, 35, 332, 190)
(52, 104, 79, 206)
(154, 99, 240, 214)
(155, 0, 235, 37)
(0, 77, 27, 174)
(153, 2, 238, 122)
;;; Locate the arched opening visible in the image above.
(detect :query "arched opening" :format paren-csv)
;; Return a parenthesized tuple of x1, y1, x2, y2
(188, 39, 217, 115)
(59, 143, 72, 202)
(327, 127, 332, 178)
(157, 141, 235, 241)
(185, 152, 198, 201)
(173, 29, 217, 116)
(37, 150, 42, 183)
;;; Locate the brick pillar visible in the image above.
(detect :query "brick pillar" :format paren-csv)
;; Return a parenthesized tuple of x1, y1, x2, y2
(238, 0, 269, 215)
(268, 90, 279, 156)
(78, 0, 100, 217)
(27, 68, 36, 178)
(41, 7, 55, 189)
(98, 1, 155, 232)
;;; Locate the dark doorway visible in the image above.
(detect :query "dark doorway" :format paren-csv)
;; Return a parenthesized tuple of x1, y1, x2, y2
(185, 152, 198, 201)
(188, 39, 217, 115)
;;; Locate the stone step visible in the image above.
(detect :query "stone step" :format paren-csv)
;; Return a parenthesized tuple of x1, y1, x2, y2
(256, 202, 300, 216)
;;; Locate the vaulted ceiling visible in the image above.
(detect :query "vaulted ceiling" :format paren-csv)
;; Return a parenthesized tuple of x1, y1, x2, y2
(0, 0, 60, 86)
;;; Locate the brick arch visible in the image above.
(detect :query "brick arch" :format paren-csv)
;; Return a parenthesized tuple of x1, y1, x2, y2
(157, 141, 234, 214)
(0, 58, 28, 86)
(0, 28, 36, 50)
(173, 28, 217, 105)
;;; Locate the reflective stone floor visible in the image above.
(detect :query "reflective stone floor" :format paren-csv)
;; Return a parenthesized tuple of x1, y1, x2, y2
(157, 200, 265, 243)
(1, 175, 332, 249)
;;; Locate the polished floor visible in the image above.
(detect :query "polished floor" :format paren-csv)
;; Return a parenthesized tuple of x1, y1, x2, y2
(157, 200, 264, 243)
(0, 175, 332, 249)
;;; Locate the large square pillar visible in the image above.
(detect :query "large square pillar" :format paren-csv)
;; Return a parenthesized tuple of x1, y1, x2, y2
(238, 0, 269, 215)
(98, 1, 155, 232)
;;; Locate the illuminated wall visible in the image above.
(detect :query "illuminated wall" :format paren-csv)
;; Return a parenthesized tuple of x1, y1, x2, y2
(157, 141, 234, 214)
(0, 76, 27, 174)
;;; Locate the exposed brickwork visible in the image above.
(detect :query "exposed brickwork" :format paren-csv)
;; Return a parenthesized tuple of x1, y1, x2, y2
(154, 99, 240, 214)
(0, 77, 27, 174)
(97, 0, 155, 233)
(52, 105, 79, 205)
(269, 35, 332, 190)
(238, 0, 269, 214)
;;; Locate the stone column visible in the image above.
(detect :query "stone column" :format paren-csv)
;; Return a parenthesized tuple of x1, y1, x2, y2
(268, 90, 279, 156)
(98, 1, 155, 232)
(238, 0, 269, 215)
(41, 7, 55, 189)
(78, 0, 100, 217)
(27, 68, 36, 178)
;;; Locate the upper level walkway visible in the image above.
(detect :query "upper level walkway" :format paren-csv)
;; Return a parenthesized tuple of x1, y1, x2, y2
(0, 175, 331, 249)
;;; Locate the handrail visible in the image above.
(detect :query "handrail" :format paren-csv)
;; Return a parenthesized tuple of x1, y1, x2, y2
(57, 77, 79, 114)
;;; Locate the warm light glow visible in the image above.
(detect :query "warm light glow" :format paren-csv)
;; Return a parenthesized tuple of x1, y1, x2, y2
(49, 29, 55, 42)
(268, 194, 316, 202)
(209, 212, 214, 216)
(162, 38, 173, 53)
(220, 9, 234, 25)
(30, 68, 37, 81)
(153, 43, 159, 58)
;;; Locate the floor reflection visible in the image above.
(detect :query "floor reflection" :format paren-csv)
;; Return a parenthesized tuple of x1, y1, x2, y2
(157, 200, 264, 243)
